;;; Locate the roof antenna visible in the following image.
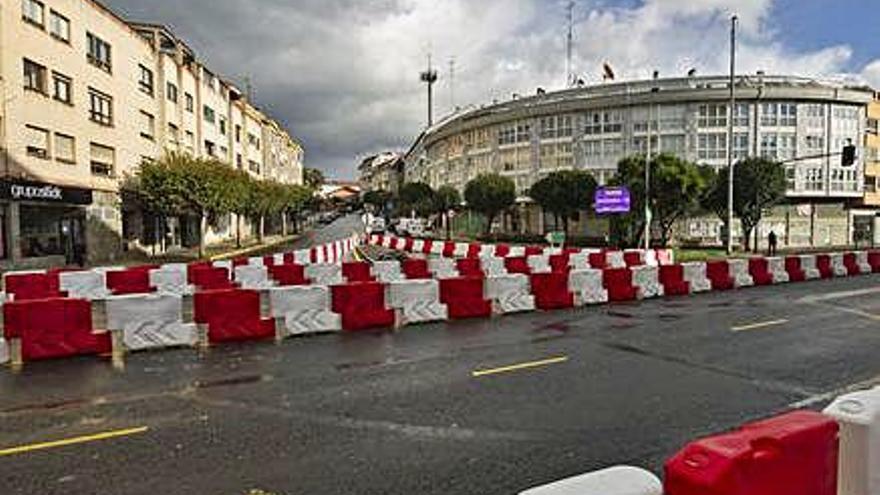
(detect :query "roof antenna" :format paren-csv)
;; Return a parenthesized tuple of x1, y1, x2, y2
(566, 0, 575, 87)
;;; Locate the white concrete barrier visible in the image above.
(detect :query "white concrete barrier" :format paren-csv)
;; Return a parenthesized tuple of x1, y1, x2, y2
(453, 242, 469, 258)
(766, 257, 790, 284)
(823, 386, 880, 495)
(568, 269, 608, 305)
(213, 259, 234, 271)
(273, 253, 286, 265)
(727, 259, 754, 288)
(294, 249, 311, 265)
(149, 269, 193, 296)
(527, 255, 552, 274)
(519, 466, 662, 495)
(799, 254, 821, 279)
(105, 294, 197, 350)
(479, 244, 496, 258)
(607, 251, 626, 269)
(855, 251, 873, 274)
(509, 246, 526, 257)
(485, 274, 535, 314)
(480, 256, 508, 277)
(0, 338, 9, 364)
(428, 257, 458, 279)
(234, 265, 275, 290)
(831, 253, 848, 277)
(305, 263, 344, 285)
(386, 279, 447, 324)
(59, 271, 111, 300)
(269, 286, 341, 335)
(372, 260, 404, 283)
(682, 262, 712, 293)
(631, 265, 664, 299)
(569, 253, 591, 271)
(430, 241, 445, 256)
(160, 263, 187, 273)
(412, 239, 425, 253)
(644, 250, 659, 267)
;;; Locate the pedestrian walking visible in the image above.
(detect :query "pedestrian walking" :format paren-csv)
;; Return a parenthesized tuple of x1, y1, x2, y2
(768, 230, 778, 256)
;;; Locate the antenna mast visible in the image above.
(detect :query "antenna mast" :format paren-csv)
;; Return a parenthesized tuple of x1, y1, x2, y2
(419, 53, 439, 127)
(566, 0, 574, 87)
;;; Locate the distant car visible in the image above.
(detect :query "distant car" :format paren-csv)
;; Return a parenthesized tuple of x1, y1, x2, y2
(396, 218, 426, 237)
(369, 217, 386, 234)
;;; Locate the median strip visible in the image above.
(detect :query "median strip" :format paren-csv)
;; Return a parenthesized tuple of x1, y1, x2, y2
(472, 356, 569, 377)
(731, 319, 789, 332)
(0, 426, 149, 457)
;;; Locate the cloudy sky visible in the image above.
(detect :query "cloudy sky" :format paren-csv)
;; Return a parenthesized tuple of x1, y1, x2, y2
(103, 0, 880, 179)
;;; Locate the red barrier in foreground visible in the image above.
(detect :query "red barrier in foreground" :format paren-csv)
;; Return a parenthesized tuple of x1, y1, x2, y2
(466, 243, 482, 259)
(870, 251, 880, 273)
(815, 255, 834, 279)
(5, 272, 65, 301)
(659, 265, 690, 296)
(495, 244, 511, 258)
(665, 410, 838, 495)
(342, 262, 375, 283)
(4, 298, 110, 361)
(403, 237, 415, 252)
(401, 259, 432, 280)
(603, 268, 638, 302)
(189, 266, 236, 291)
(331, 282, 395, 331)
(623, 251, 644, 267)
(529, 272, 574, 310)
(784, 257, 806, 282)
(549, 254, 571, 274)
(705, 261, 735, 290)
(842, 253, 860, 276)
(106, 269, 154, 295)
(268, 264, 308, 286)
(456, 258, 484, 278)
(194, 289, 275, 343)
(442, 242, 456, 258)
(439, 277, 492, 319)
(588, 252, 607, 269)
(748, 258, 774, 286)
(421, 239, 434, 255)
(524, 246, 544, 257)
(504, 257, 531, 275)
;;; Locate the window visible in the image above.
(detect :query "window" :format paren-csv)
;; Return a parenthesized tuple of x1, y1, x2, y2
(779, 103, 797, 126)
(219, 117, 227, 135)
(22, 0, 44, 28)
(25, 125, 50, 159)
(540, 115, 572, 140)
(235, 125, 242, 143)
(761, 133, 795, 160)
(803, 104, 825, 118)
(733, 103, 750, 127)
(248, 160, 260, 174)
(52, 72, 72, 104)
(732, 133, 749, 159)
(698, 104, 727, 127)
(584, 112, 602, 135)
(203, 105, 215, 124)
(88, 88, 113, 126)
(54, 133, 75, 163)
(498, 125, 516, 145)
(697, 133, 727, 160)
(760, 133, 778, 159)
(167, 123, 179, 146)
(86, 32, 112, 72)
(516, 123, 531, 143)
(205, 140, 216, 157)
(166, 82, 178, 103)
(49, 10, 69, 42)
(805, 135, 824, 153)
(185, 131, 194, 152)
(185, 93, 194, 112)
(23, 58, 47, 94)
(659, 135, 686, 155)
(139, 111, 155, 140)
(138, 65, 154, 96)
(219, 146, 228, 160)
(90, 142, 115, 176)
(603, 111, 623, 133)
(248, 133, 260, 150)
(236, 153, 243, 169)
(761, 103, 778, 126)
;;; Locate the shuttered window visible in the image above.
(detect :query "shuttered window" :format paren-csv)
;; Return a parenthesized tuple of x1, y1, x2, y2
(90, 142, 114, 176)
(25, 125, 49, 158)
(54, 133, 75, 163)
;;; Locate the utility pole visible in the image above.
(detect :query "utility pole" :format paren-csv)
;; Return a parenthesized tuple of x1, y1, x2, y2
(420, 54, 439, 128)
(644, 73, 659, 250)
(726, 15, 738, 254)
(566, 0, 574, 87)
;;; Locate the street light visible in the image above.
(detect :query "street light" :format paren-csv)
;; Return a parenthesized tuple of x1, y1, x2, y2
(420, 56, 439, 128)
(726, 15, 738, 254)
(644, 76, 659, 251)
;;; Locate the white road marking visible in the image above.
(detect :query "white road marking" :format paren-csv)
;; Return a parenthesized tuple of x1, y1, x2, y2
(731, 319, 789, 332)
(798, 286, 880, 303)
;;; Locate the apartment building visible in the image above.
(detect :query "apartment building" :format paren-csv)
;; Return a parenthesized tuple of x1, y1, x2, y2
(0, 0, 303, 268)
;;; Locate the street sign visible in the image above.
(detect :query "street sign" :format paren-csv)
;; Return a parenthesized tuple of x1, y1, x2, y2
(594, 186, 631, 214)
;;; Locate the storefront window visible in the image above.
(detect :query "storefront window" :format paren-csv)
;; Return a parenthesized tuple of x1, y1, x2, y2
(20, 205, 83, 259)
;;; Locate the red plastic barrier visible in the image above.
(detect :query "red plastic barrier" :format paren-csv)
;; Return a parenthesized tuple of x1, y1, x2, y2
(402, 237, 414, 252)
(186, 262, 213, 282)
(659, 264, 690, 296)
(525, 246, 544, 257)
(401, 259, 432, 280)
(530, 272, 574, 309)
(194, 289, 275, 343)
(189, 266, 236, 291)
(665, 410, 838, 495)
(283, 252, 296, 265)
(261, 255, 276, 267)
(374, 235, 384, 246)
(815, 254, 834, 279)
(495, 244, 511, 258)
(748, 258, 774, 286)
(342, 262, 374, 283)
(4, 272, 65, 301)
(466, 243, 482, 259)
(421, 239, 434, 255)
(331, 282, 395, 331)
(309, 247, 318, 264)
(332, 242, 339, 262)
(869, 251, 880, 273)
(603, 268, 638, 302)
(549, 254, 571, 273)
(588, 252, 607, 269)
(106, 269, 154, 295)
(623, 251, 644, 267)
(439, 277, 492, 319)
(504, 256, 531, 275)
(3, 298, 110, 361)
(842, 253, 860, 276)
(705, 261, 735, 290)
(268, 264, 308, 286)
(456, 258, 484, 278)
(442, 242, 456, 258)
(784, 257, 806, 282)
(231, 257, 249, 268)
(322, 244, 330, 261)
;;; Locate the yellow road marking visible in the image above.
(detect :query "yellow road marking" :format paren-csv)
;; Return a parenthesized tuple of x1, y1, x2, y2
(0, 426, 149, 457)
(472, 356, 569, 377)
(731, 319, 789, 332)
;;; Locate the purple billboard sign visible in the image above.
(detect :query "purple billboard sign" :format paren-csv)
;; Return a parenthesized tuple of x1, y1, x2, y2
(594, 186, 631, 214)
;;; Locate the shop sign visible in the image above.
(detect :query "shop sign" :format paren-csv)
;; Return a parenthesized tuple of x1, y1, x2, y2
(0, 179, 92, 205)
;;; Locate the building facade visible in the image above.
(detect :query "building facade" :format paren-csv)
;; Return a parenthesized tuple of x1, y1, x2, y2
(0, 0, 303, 268)
(405, 75, 877, 246)
(358, 152, 404, 195)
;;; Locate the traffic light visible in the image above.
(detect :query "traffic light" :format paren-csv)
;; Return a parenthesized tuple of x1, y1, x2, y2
(841, 143, 857, 167)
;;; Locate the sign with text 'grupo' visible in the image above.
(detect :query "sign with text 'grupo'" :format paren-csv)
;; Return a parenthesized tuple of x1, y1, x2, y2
(594, 186, 631, 214)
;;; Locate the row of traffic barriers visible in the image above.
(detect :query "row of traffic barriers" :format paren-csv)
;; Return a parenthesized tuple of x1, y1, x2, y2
(521, 386, 880, 495)
(0, 236, 360, 366)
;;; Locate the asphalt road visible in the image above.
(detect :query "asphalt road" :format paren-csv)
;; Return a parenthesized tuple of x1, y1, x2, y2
(2, 220, 879, 494)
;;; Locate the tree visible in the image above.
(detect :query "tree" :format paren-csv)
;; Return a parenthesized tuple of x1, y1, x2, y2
(703, 157, 786, 251)
(363, 190, 392, 212)
(303, 167, 325, 189)
(464, 174, 516, 236)
(528, 170, 597, 235)
(435, 185, 461, 240)
(397, 182, 437, 218)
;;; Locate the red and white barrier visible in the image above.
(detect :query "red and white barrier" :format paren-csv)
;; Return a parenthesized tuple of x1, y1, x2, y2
(439, 277, 493, 319)
(728, 259, 755, 287)
(372, 260, 404, 282)
(603, 268, 640, 302)
(386, 279, 448, 325)
(480, 256, 509, 277)
(269, 285, 341, 335)
(59, 270, 111, 300)
(854, 251, 873, 274)
(330, 282, 395, 331)
(823, 386, 880, 495)
(527, 255, 552, 274)
(150, 268, 193, 296)
(530, 272, 575, 310)
(234, 265, 275, 290)
(520, 466, 662, 495)
(767, 257, 790, 284)
(485, 274, 535, 314)
(428, 257, 459, 279)
(631, 265, 664, 299)
(194, 289, 275, 344)
(798, 255, 822, 280)
(105, 294, 197, 351)
(830, 253, 849, 277)
(4, 298, 110, 362)
(305, 263, 343, 286)
(659, 264, 691, 296)
(569, 269, 608, 305)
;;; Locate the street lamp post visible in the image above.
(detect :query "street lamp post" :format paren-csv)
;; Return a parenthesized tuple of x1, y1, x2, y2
(420, 56, 439, 128)
(726, 15, 738, 254)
